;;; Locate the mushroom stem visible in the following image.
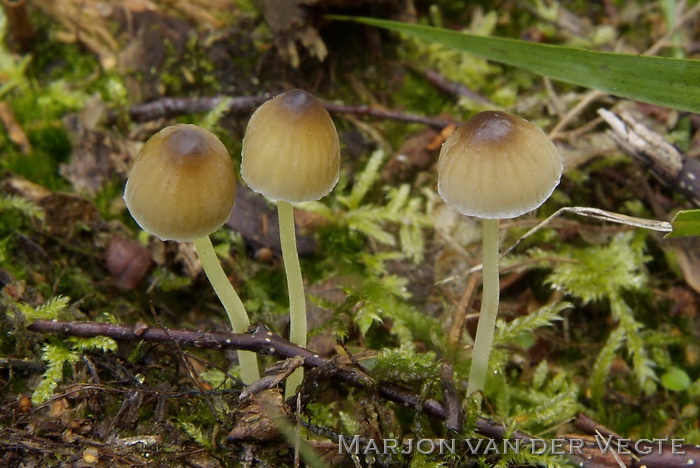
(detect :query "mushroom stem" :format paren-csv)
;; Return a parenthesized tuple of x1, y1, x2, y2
(277, 200, 307, 398)
(193, 236, 260, 384)
(467, 218, 500, 397)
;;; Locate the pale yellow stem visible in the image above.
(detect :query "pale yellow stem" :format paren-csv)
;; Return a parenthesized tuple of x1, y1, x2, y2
(467, 218, 500, 397)
(277, 200, 306, 398)
(193, 236, 260, 385)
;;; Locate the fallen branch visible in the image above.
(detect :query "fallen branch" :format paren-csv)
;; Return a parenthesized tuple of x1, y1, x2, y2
(323, 102, 452, 128)
(127, 95, 268, 122)
(598, 108, 700, 207)
(26, 320, 524, 440)
(27, 320, 700, 467)
(126, 94, 453, 129)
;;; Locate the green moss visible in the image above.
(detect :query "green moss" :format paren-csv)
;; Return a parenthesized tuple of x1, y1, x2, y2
(393, 73, 452, 118)
(372, 346, 439, 384)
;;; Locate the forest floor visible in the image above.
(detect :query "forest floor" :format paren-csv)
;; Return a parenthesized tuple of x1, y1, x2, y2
(0, 1, 699, 467)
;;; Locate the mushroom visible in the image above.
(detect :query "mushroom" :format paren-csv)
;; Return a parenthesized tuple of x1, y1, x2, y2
(241, 89, 340, 396)
(124, 123, 260, 384)
(437, 111, 562, 397)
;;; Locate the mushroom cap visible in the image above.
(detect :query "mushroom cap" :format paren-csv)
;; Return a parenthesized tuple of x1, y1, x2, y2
(241, 89, 340, 203)
(437, 111, 562, 219)
(124, 124, 237, 241)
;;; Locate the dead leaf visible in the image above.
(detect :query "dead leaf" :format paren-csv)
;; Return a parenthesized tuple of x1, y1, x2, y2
(49, 398, 70, 419)
(2, 175, 51, 202)
(39, 193, 101, 237)
(257, 0, 416, 67)
(114, 390, 143, 429)
(239, 356, 305, 400)
(105, 235, 152, 289)
(182, 453, 224, 468)
(382, 127, 440, 183)
(0, 102, 31, 154)
(666, 237, 700, 294)
(227, 389, 291, 442)
(117, 11, 189, 103)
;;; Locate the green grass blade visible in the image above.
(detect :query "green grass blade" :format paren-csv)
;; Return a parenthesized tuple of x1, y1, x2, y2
(667, 209, 700, 238)
(329, 16, 700, 112)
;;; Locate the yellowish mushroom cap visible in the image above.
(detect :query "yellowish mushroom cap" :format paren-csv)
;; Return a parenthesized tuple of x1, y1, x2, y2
(437, 111, 562, 219)
(124, 124, 236, 241)
(241, 89, 340, 203)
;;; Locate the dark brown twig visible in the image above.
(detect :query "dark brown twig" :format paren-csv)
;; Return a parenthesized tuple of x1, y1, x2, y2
(127, 95, 269, 122)
(598, 108, 700, 206)
(126, 94, 453, 129)
(1, 0, 35, 52)
(148, 307, 227, 426)
(575, 413, 624, 440)
(27, 320, 700, 467)
(26, 320, 523, 440)
(574, 413, 700, 468)
(323, 102, 452, 128)
(439, 361, 463, 432)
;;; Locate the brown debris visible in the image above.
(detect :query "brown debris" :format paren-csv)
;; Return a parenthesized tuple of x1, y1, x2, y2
(256, 0, 416, 67)
(31, 0, 235, 69)
(38, 192, 101, 238)
(174, 241, 202, 277)
(239, 356, 305, 400)
(381, 127, 441, 183)
(60, 97, 134, 196)
(599, 108, 700, 206)
(105, 235, 153, 289)
(114, 390, 144, 429)
(1, 0, 36, 52)
(227, 388, 291, 442)
(0, 102, 31, 154)
(256, 0, 328, 68)
(2, 175, 52, 202)
(666, 237, 700, 294)
(116, 9, 191, 103)
(666, 286, 697, 319)
(227, 185, 317, 256)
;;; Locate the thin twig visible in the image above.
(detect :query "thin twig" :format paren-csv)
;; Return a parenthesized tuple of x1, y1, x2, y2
(548, 90, 606, 139)
(598, 108, 700, 206)
(149, 307, 228, 426)
(645, 2, 700, 56)
(320, 103, 451, 128)
(26, 319, 525, 440)
(26, 319, 700, 466)
(126, 94, 452, 129)
(439, 361, 463, 432)
(448, 271, 480, 347)
(127, 95, 268, 122)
